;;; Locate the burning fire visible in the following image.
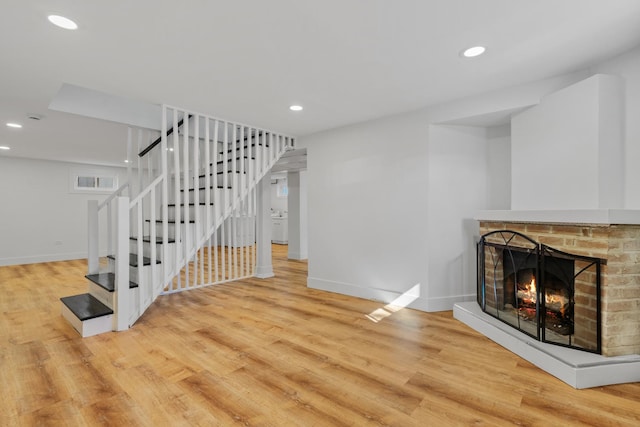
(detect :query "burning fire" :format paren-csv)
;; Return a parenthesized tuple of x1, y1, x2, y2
(517, 277, 537, 304)
(516, 276, 568, 317)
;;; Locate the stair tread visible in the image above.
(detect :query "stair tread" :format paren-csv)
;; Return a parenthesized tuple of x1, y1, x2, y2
(198, 171, 245, 178)
(213, 156, 255, 166)
(130, 236, 176, 244)
(167, 203, 214, 207)
(145, 219, 195, 224)
(219, 142, 269, 154)
(60, 293, 113, 321)
(85, 273, 139, 291)
(107, 253, 162, 267)
(181, 186, 232, 191)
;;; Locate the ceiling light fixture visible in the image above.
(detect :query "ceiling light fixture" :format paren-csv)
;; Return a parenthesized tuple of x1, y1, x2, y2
(0, 146, 10, 150)
(461, 46, 486, 58)
(289, 105, 303, 112)
(48, 15, 78, 30)
(6, 123, 22, 128)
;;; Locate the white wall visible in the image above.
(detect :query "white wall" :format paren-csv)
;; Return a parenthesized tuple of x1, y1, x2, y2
(591, 46, 640, 208)
(511, 74, 623, 210)
(486, 124, 511, 210)
(0, 157, 127, 266)
(298, 67, 610, 312)
(301, 111, 430, 307)
(426, 125, 490, 307)
(287, 170, 308, 260)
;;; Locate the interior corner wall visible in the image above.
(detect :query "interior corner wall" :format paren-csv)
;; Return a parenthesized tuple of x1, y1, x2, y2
(426, 125, 491, 308)
(0, 157, 127, 266)
(300, 111, 431, 310)
(511, 74, 621, 210)
(486, 124, 511, 210)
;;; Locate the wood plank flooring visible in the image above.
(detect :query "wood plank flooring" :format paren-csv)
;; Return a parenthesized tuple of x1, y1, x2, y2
(1, 245, 639, 426)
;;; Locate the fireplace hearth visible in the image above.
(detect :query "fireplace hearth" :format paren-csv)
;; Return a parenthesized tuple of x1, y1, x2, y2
(478, 230, 602, 353)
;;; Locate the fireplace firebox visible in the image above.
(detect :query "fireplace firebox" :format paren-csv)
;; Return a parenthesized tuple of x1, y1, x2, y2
(477, 230, 603, 353)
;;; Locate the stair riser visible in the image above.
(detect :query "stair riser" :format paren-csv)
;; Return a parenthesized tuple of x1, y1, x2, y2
(198, 174, 232, 188)
(87, 281, 143, 322)
(213, 158, 252, 173)
(107, 258, 162, 286)
(88, 281, 114, 308)
(129, 241, 176, 262)
(61, 304, 113, 338)
(169, 173, 225, 189)
(185, 188, 233, 205)
(147, 222, 195, 240)
(166, 205, 208, 222)
(167, 188, 233, 205)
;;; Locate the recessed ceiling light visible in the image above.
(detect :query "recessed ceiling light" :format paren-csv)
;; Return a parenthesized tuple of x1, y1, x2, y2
(461, 46, 486, 58)
(48, 15, 78, 30)
(6, 123, 22, 128)
(124, 159, 129, 163)
(289, 105, 303, 112)
(0, 146, 10, 150)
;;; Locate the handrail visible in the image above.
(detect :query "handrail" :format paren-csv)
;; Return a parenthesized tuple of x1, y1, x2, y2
(138, 114, 192, 157)
(98, 182, 129, 210)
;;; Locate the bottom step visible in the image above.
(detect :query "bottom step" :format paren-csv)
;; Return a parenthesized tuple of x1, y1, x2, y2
(60, 293, 113, 337)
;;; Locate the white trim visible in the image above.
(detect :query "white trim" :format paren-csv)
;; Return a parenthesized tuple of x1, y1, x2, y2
(69, 167, 119, 194)
(307, 277, 475, 312)
(0, 251, 87, 266)
(476, 209, 640, 225)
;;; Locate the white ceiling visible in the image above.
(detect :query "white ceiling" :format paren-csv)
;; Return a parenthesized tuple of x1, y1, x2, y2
(2, 0, 640, 167)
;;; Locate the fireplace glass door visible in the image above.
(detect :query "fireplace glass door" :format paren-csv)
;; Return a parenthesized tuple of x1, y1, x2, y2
(477, 230, 602, 354)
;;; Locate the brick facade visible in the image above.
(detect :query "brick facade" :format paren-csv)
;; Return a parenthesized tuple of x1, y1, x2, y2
(480, 221, 640, 357)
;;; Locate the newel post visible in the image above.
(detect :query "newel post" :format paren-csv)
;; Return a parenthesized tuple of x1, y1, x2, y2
(115, 196, 131, 331)
(87, 200, 99, 275)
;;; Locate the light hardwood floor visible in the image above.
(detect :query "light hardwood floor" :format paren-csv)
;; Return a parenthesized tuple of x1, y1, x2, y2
(1, 245, 639, 426)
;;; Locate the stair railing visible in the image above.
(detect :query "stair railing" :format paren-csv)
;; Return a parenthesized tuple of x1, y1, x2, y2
(103, 104, 295, 328)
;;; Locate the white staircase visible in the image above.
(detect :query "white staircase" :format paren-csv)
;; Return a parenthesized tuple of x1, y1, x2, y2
(61, 105, 294, 336)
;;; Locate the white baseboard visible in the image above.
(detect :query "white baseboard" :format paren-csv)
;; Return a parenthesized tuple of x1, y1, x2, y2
(307, 276, 475, 312)
(256, 264, 274, 279)
(286, 250, 307, 260)
(0, 251, 87, 267)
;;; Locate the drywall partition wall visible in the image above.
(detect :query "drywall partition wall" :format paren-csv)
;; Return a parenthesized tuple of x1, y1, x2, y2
(511, 74, 623, 210)
(592, 45, 640, 208)
(0, 157, 127, 266)
(300, 71, 589, 312)
(426, 125, 490, 308)
(301, 111, 431, 309)
(486, 124, 511, 210)
(287, 170, 308, 260)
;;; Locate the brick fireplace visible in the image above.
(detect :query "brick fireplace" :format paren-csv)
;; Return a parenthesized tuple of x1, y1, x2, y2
(453, 75, 640, 387)
(479, 219, 640, 357)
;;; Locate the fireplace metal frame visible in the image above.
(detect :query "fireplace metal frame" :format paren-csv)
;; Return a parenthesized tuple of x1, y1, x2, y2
(477, 230, 603, 354)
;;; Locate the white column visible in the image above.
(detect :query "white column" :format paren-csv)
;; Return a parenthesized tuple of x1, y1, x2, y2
(287, 171, 308, 260)
(255, 175, 274, 278)
(115, 196, 130, 331)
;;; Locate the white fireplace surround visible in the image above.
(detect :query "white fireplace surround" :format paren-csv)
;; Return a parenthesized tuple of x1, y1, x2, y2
(476, 209, 640, 225)
(454, 302, 640, 389)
